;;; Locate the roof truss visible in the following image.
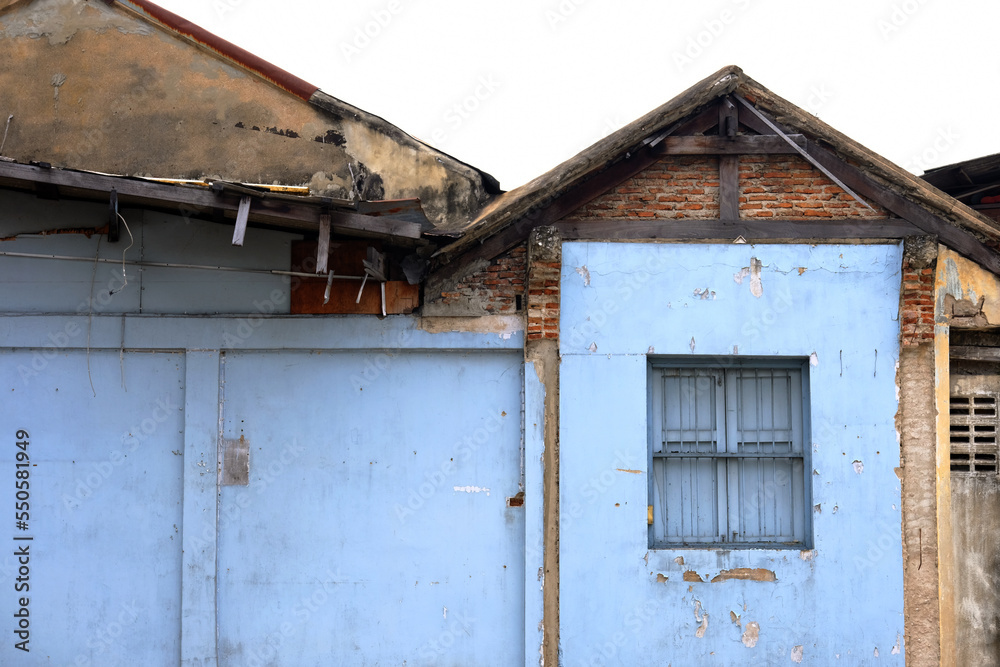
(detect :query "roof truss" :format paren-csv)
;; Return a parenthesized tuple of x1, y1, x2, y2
(431, 96, 1000, 281)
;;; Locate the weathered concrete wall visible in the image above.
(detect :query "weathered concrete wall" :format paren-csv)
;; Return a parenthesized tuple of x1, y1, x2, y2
(0, 0, 492, 227)
(938, 246, 1000, 329)
(559, 242, 904, 664)
(934, 245, 1000, 666)
(897, 236, 941, 667)
(898, 343, 941, 667)
(423, 243, 526, 317)
(949, 362, 1000, 667)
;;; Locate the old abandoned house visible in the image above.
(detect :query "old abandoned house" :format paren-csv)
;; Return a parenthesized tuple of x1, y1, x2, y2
(1, 1, 999, 665)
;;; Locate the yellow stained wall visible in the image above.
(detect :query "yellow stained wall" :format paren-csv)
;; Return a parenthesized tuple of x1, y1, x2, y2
(0, 0, 490, 226)
(934, 245, 1000, 666)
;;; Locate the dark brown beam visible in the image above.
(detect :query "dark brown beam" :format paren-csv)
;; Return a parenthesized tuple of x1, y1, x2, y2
(950, 346, 1000, 362)
(554, 218, 922, 241)
(801, 140, 1000, 274)
(718, 99, 740, 220)
(669, 103, 721, 137)
(0, 160, 421, 241)
(660, 134, 805, 155)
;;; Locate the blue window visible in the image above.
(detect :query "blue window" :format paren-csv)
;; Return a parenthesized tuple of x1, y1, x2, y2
(648, 360, 811, 548)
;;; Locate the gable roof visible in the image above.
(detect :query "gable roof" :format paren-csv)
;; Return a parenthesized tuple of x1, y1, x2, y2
(432, 65, 1000, 275)
(0, 0, 499, 229)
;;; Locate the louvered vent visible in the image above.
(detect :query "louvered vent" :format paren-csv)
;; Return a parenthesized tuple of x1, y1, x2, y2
(951, 394, 999, 475)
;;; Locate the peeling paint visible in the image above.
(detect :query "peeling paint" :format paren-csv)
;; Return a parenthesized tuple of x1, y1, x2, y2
(683, 570, 704, 583)
(1, 0, 152, 45)
(674, 556, 684, 566)
(853, 460, 864, 474)
(809, 352, 819, 367)
(730, 610, 741, 627)
(693, 600, 709, 638)
(891, 633, 901, 654)
(693, 287, 716, 300)
(799, 550, 816, 561)
(791, 644, 804, 662)
(656, 573, 668, 583)
(616, 468, 642, 474)
(749, 257, 763, 297)
(647, 346, 655, 354)
(574, 265, 591, 286)
(742, 621, 760, 648)
(418, 315, 523, 336)
(689, 337, 696, 353)
(588, 342, 597, 353)
(453, 485, 490, 496)
(710, 568, 776, 583)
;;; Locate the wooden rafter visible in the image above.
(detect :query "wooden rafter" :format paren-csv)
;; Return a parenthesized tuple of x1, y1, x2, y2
(0, 160, 422, 241)
(802, 139, 1000, 274)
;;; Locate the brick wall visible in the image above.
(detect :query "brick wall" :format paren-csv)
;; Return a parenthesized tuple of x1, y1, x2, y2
(526, 227, 561, 341)
(571, 154, 887, 220)
(573, 155, 719, 219)
(900, 259, 936, 346)
(740, 155, 887, 218)
(435, 244, 526, 314)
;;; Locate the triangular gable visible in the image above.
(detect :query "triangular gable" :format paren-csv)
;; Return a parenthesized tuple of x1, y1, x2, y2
(0, 0, 497, 228)
(431, 66, 1000, 281)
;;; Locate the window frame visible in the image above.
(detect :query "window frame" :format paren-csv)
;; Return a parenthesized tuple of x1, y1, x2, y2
(647, 357, 813, 550)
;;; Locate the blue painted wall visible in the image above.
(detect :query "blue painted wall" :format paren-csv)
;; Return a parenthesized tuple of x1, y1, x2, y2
(0, 190, 540, 665)
(559, 242, 904, 665)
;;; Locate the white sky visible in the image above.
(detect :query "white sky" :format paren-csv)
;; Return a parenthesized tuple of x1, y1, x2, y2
(152, 0, 1000, 191)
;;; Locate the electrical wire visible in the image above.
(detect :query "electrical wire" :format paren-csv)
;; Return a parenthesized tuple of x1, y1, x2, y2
(109, 213, 133, 296)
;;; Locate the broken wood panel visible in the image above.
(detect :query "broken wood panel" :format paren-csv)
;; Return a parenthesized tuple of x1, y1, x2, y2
(231, 196, 251, 246)
(291, 279, 419, 314)
(0, 160, 422, 240)
(291, 239, 384, 277)
(316, 213, 331, 274)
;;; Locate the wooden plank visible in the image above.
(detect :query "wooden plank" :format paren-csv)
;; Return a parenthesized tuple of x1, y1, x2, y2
(553, 218, 922, 241)
(0, 160, 421, 240)
(661, 134, 804, 154)
(291, 279, 419, 314)
(668, 103, 722, 137)
(316, 213, 331, 274)
(949, 346, 1000, 362)
(231, 196, 250, 246)
(802, 140, 1000, 274)
(719, 156, 740, 219)
(718, 99, 740, 220)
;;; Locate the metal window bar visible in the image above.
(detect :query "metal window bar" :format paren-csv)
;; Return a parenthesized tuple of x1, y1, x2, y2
(651, 366, 805, 547)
